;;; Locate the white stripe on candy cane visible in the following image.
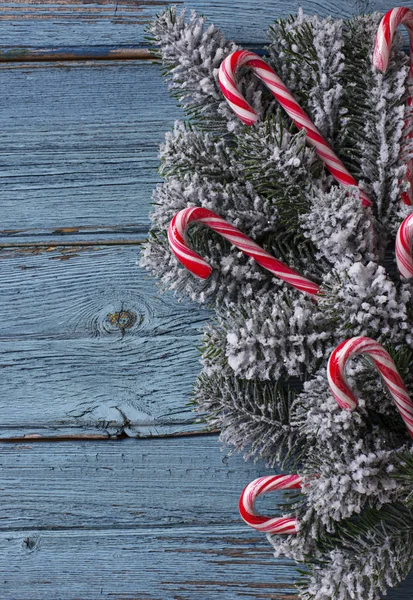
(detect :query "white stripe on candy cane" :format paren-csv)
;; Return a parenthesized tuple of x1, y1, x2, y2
(218, 50, 371, 207)
(168, 207, 320, 297)
(396, 213, 413, 278)
(238, 475, 303, 534)
(327, 336, 413, 437)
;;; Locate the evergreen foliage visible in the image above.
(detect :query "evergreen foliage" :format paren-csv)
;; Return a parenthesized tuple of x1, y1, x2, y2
(296, 503, 413, 599)
(192, 373, 305, 469)
(141, 7, 413, 598)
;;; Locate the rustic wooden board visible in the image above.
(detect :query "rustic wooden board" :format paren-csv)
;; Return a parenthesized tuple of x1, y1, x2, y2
(0, 436, 410, 600)
(0, 245, 208, 438)
(2, 527, 411, 600)
(0, 59, 183, 243)
(0, 436, 298, 600)
(0, 528, 298, 600)
(0, 8, 411, 245)
(0, 436, 280, 530)
(1, 2, 413, 597)
(2, 0, 408, 55)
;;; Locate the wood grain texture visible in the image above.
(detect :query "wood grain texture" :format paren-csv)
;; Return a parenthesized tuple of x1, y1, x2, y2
(0, 436, 411, 600)
(0, 436, 280, 530)
(0, 60, 182, 243)
(2, 0, 407, 53)
(0, 436, 299, 600)
(2, 527, 411, 600)
(0, 528, 298, 600)
(1, 1, 413, 597)
(0, 245, 209, 438)
(0, 8, 410, 244)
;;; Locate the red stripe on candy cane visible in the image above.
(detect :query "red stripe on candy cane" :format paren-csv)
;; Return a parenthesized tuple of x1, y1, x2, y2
(373, 7, 413, 77)
(238, 475, 303, 534)
(396, 213, 413, 278)
(168, 207, 320, 297)
(373, 8, 413, 206)
(218, 50, 371, 207)
(327, 336, 413, 438)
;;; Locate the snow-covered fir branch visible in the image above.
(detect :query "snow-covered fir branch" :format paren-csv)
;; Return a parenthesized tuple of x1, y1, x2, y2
(193, 372, 305, 468)
(142, 7, 413, 599)
(268, 12, 345, 145)
(338, 15, 410, 233)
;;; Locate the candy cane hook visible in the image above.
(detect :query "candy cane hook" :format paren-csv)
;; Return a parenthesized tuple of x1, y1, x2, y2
(168, 207, 320, 296)
(373, 7, 413, 206)
(327, 336, 413, 437)
(373, 7, 413, 78)
(239, 475, 302, 534)
(218, 50, 371, 207)
(396, 212, 413, 278)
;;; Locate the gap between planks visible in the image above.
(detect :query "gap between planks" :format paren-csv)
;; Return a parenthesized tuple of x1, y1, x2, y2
(0, 429, 218, 443)
(0, 45, 264, 64)
(0, 47, 153, 62)
(0, 226, 150, 247)
(0, 239, 146, 248)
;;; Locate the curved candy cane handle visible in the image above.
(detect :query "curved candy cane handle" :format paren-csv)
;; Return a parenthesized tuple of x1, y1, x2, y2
(168, 207, 320, 296)
(218, 50, 371, 207)
(373, 7, 413, 77)
(239, 475, 302, 534)
(396, 213, 413, 278)
(373, 8, 413, 206)
(327, 336, 413, 437)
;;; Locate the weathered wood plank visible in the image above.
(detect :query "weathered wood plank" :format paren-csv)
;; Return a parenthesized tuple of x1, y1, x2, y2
(2, 527, 411, 600)
(0, 23, 410, 244)
(0, 528, 298, 600)
(0, 245, 209, 438)
(0, 436, 298, 599)
(0, 436, 280, 530)
(0, 60, 183, 243)
(0, 436, 410, 599)
(1, 0, 405, 53)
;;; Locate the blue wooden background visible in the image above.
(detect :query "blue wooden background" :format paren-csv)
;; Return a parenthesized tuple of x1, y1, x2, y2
(1, 1, 413, 598)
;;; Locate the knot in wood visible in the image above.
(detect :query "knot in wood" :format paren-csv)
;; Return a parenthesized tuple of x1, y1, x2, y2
(106, 310, 137, 332)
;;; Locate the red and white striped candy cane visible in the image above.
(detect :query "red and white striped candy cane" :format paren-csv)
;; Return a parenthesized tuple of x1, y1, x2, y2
(168, 207, 320, 296)
(327, 336, 413, 437)
(396, 212, 413, 278)
(373, 7, 413, 80)
(218, 50, 371, 207)
(373, 7, 413, 206)
(239, 474, 302, 534)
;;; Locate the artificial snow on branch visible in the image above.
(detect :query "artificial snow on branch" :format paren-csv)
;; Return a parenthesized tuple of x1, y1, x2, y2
(142, 6, 413, 598)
